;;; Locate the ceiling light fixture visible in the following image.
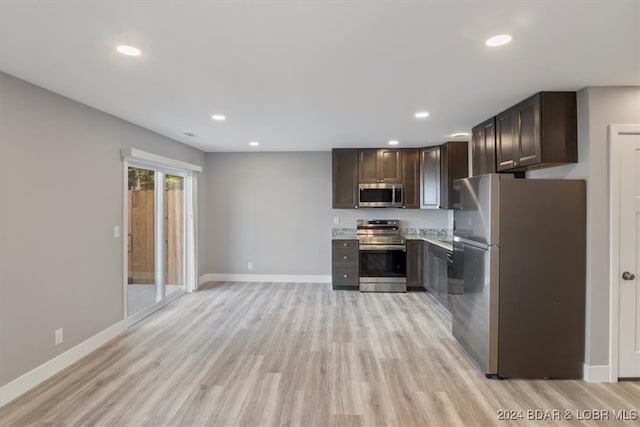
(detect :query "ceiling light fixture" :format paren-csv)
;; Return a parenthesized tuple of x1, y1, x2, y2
(451, 133, 469, 138)
(485, 34, 512, 47)
(116, 45, 141, 56)
(414, 111, 430, 119)
(249, 141, 260, 147)
(388, 140, 399, 146)
(211, 114, 226, 121)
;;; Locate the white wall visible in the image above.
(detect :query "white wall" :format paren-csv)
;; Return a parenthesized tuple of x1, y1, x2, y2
(0, 72, 206, 387)
(201, 152, 448, 276)
(529, 86, 640, 367)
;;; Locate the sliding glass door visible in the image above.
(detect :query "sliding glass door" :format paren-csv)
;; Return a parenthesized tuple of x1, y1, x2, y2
(164, 174, 185, 297)
(127, 167, 158, 316)
(127, 167, 186, 319)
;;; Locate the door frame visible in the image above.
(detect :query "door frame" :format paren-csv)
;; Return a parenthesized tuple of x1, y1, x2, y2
(608, 124, 640, 382)
(121, 148, 202, 327)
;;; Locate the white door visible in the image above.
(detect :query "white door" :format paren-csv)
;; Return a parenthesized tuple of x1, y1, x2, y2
(616, 127, 640, 378)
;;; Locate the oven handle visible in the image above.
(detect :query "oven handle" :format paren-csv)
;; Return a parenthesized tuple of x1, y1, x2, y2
(359, 245, 406, 251)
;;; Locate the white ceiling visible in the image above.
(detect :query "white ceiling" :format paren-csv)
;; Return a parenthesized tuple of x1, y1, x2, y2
(1, 1, 638, 152)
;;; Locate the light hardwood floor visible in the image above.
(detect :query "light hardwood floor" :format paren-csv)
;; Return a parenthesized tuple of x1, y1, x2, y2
(1, 282, 638, 426)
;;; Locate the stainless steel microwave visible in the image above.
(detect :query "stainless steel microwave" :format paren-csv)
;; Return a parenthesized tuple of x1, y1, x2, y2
(358, 183, 403, 208)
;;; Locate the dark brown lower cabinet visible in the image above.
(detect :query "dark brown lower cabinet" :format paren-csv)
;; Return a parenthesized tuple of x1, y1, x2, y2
(331, 240, 359, 290)
(424, 242, 450, 310)
(406, 240, 423, 289)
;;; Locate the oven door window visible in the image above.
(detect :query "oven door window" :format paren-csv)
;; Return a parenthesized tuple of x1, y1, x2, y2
(359, 249, 406, 277)
(359, 188, 393, 203)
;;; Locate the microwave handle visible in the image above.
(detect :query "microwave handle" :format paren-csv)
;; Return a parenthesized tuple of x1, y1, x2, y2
(393, 185, 402, 206)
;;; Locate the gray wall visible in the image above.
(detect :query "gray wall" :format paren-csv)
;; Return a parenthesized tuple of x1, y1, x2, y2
(0, 72, 206, 387)
(529, 86, 640, 366)
(202, 152, 448, 275)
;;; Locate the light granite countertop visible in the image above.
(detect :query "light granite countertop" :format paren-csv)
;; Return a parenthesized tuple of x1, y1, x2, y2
(332, 228, 453, 251)
(403, 229, 453, 251)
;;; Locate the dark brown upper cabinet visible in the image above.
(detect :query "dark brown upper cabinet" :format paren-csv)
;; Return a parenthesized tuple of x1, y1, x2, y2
(471, 117, 496, 176)
(496, 92, 577, 172)
(420, 146, 440, 209)
(358, 148, 402, 183)
(401, 148, 420, 209)
(440, 141, 469, 209)
(420, 142, 468, 210)
(332, 149, 358, 209)
(332, 148, 420, 209)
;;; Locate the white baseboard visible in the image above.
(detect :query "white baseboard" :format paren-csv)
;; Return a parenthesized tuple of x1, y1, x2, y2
(199, 273, 331, 284)
(0, 320, 126, 407)
(583, 363, 611, 382)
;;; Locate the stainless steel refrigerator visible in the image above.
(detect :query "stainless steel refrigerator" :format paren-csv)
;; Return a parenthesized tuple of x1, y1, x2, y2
(451, 174, 586, 379)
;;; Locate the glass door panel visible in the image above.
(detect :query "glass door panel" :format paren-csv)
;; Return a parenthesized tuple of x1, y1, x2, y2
(164, 174, 185, 295)
(127, 167, 159, 316)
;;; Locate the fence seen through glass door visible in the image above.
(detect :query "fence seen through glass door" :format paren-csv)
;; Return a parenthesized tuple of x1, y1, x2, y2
(165, 174, 185, 296)
(127, 166, 158, 316)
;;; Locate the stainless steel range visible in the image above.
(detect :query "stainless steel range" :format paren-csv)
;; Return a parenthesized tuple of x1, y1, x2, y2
(357, 219, 407, 292)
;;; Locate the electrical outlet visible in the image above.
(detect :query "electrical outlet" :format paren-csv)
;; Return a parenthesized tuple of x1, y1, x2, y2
(114, 225, 120, 238)
(54, 328, 63, 346)
(248, 262, 253, 271)
(333, 216, 340, 225)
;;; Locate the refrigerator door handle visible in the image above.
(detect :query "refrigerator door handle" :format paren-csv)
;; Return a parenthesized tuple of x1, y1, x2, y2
(453, 236, 492, 250)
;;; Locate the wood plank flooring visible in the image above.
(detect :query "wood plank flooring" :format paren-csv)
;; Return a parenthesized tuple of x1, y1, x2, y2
(1, 282, 639, 426)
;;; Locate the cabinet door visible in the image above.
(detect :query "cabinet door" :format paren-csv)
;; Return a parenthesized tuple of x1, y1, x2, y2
(483, 118, 497, 174)
(358, 149, 379, 183)
(429, 245, 438, 294)
(440, 141, 469, 210)
(402, 148, 420, 208)
(379, 149, 403, 183)
(440, 143, 450, 208)
(406, 240, 424, 288)
(332, 240, 359, 289)
(496, 108, 518, 171)
(332, 149, 359, 209)
(471, 125, 485, 176)
(436, 249, 449, 309)
(422, 241, 430, 291)
(473, 117, 497, 175)
(421, 147, 440, 208)
(516, 95, 541, 167)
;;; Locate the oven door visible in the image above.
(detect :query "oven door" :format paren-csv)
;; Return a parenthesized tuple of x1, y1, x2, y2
(359, 245, 407, 279)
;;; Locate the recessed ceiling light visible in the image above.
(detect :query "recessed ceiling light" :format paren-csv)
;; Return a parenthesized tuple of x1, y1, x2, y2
(211, 115, 226, 121)
(116, 45, 141, 56)
(388, 140, 399, 146)
(451, 133, 469, 138)
(414, 111, 430, 119)
(485, 34, 512, 47)
(249, 141, 260, 147)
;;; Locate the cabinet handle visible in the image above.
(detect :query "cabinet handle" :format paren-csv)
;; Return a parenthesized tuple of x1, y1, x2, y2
(343, 274, 348, 278)
(343, 256, 348, 260)
(343, 242, 348, 247)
